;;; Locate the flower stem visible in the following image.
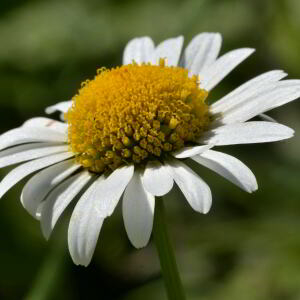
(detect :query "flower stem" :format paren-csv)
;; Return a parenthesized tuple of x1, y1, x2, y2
(25, 230, 66, 300)
(153, 197, 186, 300)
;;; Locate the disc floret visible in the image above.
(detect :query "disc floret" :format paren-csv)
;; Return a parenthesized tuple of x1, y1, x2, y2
(66, 59, 211, 173)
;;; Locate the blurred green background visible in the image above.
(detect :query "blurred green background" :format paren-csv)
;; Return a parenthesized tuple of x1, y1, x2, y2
(0, 0, 300, 299)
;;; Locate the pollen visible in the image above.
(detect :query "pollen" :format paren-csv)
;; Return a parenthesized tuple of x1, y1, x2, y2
(66, 59, 211, 173)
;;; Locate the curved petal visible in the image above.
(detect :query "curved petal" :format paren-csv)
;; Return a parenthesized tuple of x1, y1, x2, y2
(0, 143, 69, 168)
(151, 36, 184, 66)
(192, 150, 258, 192)
(68, 176, 105, 267)
(211, 70, 287, 114)
(167, 158, 212, 214)
(68, 166, 134, 266)
(0, 127, 67, 151)
(200, 48, 255, 91)
(123, 37, 154, 65)
(200, 122, 294, 145)
(0, 152, 74, 199)
(259, 114, 277, 122)
(123, 171, 155, 248)
(141, 161, 173, 196)
(172, 144, 213, 159)
(217, 80, 300, 124)
(21, 159, 80, 218)
(94, 165, 134, 218)
(264, 80, 300, 111)
(23, 117, 68, 133)
(40, 171, 92, 239)
(45, 101, 72, 115)
(182, 32, 222, 75)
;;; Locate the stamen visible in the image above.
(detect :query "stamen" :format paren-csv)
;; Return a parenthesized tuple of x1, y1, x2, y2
(66, 60, 211, 173)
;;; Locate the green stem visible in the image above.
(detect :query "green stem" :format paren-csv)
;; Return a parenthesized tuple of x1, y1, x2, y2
(25, 231, 66, 300)
(153, 197, 186, 300)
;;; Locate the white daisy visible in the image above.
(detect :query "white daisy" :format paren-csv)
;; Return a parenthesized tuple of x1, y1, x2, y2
(1, 32, 299, 267)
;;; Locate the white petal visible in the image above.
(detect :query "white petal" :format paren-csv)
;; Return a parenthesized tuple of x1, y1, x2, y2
(151, 36, 184, 66)
(68, 165, 134, 266)
(45, 101, 73, 114)
(21, 159, 80, 218)
(0, 152, 74, 199)
(254, 80, 300, 112)
(40, 171, 92, 239)
(200, 121, 294, 145)
(259, 114, 277, 122)
(182, 32, 222, 75)
(123, 171, 155, 248)
(68, 177, 105, 267)
(216, 80, 300, 124)
(141, 161, 173, 196)
(192, 150, 257, 192)
(0, 127, 67, 151)
(122, 37, 154, 65)
(200, 48, 255, 91)
(23, 117, 68, 133)
(172, 144, 213, 159)
(94, 165, 134, 218)
(211, 70, 287, 114)
(167, 158, 212, 214)
(0, 143, 69, 168)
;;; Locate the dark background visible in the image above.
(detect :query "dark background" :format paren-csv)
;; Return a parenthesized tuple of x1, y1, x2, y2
(0, 0, 300, 299)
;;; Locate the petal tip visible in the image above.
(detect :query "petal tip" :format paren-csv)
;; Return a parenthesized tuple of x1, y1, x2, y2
(246, 186, 258, 194)
(202, 202, 212, 214)
(45, 107, 53, 114)
(131, 240, 148, 249)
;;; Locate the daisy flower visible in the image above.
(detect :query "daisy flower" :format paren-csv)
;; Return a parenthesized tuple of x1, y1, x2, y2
(0, 33, 299, 267)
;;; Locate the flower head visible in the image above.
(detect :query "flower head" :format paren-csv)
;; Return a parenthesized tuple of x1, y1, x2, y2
(67, 59, 210, 173)
(1, 33, 299, 266)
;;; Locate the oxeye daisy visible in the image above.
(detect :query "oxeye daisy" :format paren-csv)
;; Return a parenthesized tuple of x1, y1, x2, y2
(1, 32, 299, 271)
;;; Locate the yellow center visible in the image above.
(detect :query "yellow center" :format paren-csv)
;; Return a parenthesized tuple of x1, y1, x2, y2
(66, 59, 211, 173)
